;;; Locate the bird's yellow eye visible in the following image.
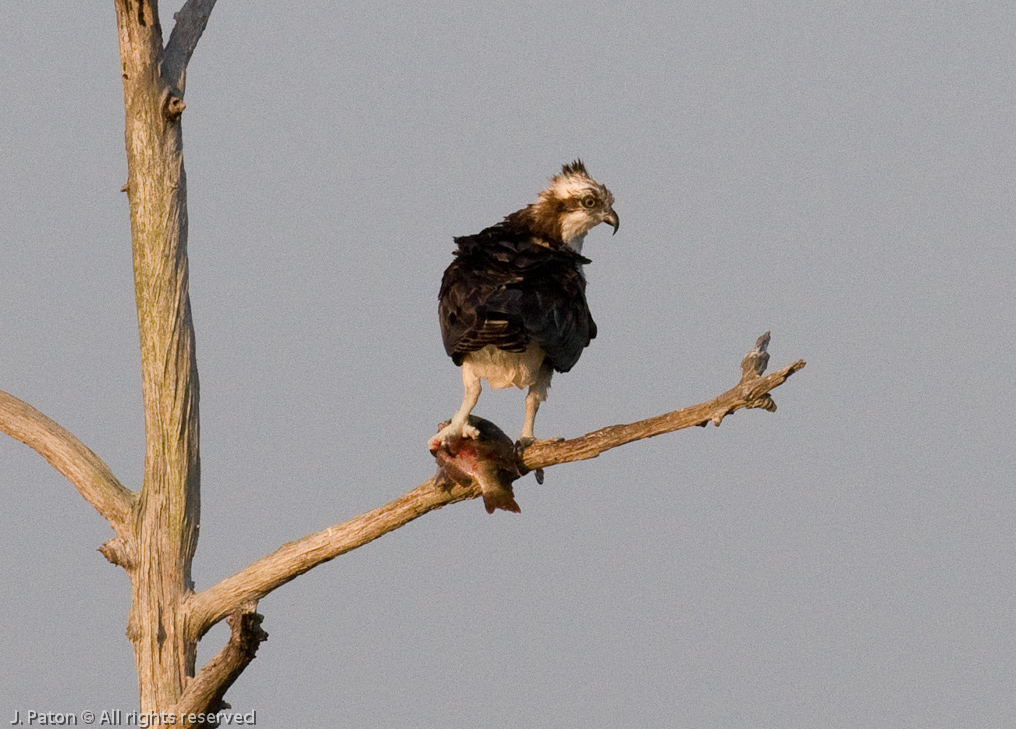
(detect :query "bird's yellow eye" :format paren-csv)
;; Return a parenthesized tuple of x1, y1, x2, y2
(581, 196, 597, 209)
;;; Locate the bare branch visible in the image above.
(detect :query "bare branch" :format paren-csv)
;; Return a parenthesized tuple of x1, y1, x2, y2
(188, 336, 804, 639)
(164, 0, 218, 94)
(186, 476, 476, 639)
(0, 389, 135, 537)
(173, 603, 268, 724)
(521, 355, 806, 471)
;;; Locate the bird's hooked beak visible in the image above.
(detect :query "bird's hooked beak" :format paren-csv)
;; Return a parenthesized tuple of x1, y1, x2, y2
(603, 208, 620, 235)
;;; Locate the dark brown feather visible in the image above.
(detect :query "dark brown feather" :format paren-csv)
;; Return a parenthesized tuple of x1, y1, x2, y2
(438, 217, 596, 371)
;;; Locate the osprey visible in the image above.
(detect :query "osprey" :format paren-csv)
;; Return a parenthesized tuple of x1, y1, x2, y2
(430, 160, 619, 450)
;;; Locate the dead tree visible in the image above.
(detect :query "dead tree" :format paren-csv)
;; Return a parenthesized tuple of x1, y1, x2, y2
(0, 1, 805, 721)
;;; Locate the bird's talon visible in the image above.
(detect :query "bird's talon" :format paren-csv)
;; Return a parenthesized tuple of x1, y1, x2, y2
(429, 420, 483, 453)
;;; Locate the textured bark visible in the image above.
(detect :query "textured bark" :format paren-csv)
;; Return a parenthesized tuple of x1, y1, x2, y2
(185, 476, 473, 639)
(172, 605, 268, 724)
(0, 390, 135, 538)
(114, 0, 207, 711)
(522, 335, 805, 470)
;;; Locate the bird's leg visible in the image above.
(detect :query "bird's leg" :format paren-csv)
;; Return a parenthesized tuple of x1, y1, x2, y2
(519, 390, 541, 445)
(430, 363, 482, 448)
(518, 365, 552, 446)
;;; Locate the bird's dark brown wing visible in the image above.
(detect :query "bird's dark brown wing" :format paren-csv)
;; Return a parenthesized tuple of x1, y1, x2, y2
(438, 223, 596, 372)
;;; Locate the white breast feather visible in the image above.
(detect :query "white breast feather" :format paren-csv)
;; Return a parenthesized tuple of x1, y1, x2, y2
(465, 343, 546, 389)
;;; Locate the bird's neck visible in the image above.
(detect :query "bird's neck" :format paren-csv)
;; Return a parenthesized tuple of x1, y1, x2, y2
(564, 233, 586, 254)
(511, 200, 597, 252)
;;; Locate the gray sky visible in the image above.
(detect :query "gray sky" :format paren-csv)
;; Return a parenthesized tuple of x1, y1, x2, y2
(2, 2, 1014, 726)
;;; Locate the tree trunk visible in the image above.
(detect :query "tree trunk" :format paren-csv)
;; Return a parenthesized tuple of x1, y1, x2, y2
(114, 0, 201, 710)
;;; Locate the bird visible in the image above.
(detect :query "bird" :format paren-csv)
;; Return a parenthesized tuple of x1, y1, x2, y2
(429, 160, 618, 451)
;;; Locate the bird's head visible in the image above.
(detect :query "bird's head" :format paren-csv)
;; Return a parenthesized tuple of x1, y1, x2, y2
(527, 160, 619, 253)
